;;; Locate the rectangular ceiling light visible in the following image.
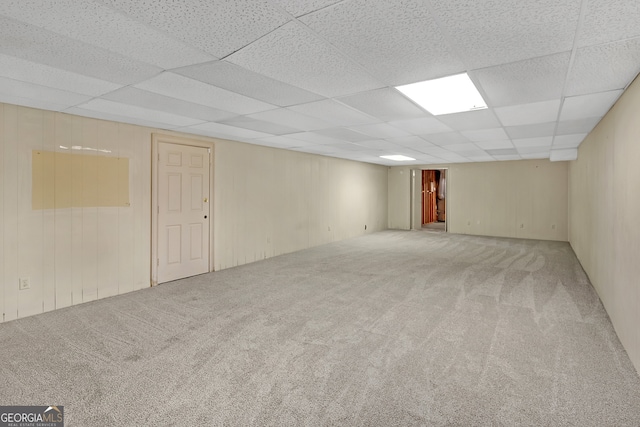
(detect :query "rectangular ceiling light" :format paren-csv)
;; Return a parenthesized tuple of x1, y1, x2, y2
(396, 73, 487, 116)
(380, 155, 416, 161)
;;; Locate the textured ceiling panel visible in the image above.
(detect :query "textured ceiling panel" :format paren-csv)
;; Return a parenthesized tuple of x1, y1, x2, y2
(388, 117, 453, 135)
(512, 137, 553, 148)
(77, 98, 204, 128)
(287, 132, 345, 145)
(300, 0, 464, 85)
(566, 38, 640, 96)
(338, 88, 426, 122)
(461, 128, 509, 142)
(0, 0, 214, 69)
(0, 94, 77, 112)
(252, 136, 316, 148)
(446, 143, 480, 153)
(219, 116, 299, 135)
(578, 0, 640, 47)
(553, 133, 587, 148)
(355, 139, 405, 150)
(0, 16, 161, 84)
(559, 90, 623, 121)
(495, 99, 561, 126)
(471, 52, 570, 106)
(288, 99, 377, 127)
(520, 151, 549, 159)
(505, 122, 556, 139)
(315, 128, 371, 142)
(389, 136, 435, 151)
(269, 0, 343, 17)
(65, 106, 174, 129)
(437, 109, 501, 131)
(227, 21, 383, 97)
(475, 140, 515, 150)
(247, 108, 330, 131)
(95, 0, 289, 58)
(134, 73, 276, 115)
(550, 148, 578, 161)
(0, 53, 121, 97)
(423, 132, 470, 146)
(556, 117, 601, 135)
(430, 0, 580, 69)
(0, 76, 90, 108)
(185, 122, 272, 141)
(348, 123, 409, 139)
(175, 61, 323, 107)
(103, 87, 238, 122)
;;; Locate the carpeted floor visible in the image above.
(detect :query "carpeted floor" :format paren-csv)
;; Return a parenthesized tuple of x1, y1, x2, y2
(1, 230, 639, 426)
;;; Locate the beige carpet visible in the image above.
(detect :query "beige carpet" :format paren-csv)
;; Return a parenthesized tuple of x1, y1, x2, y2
(1, 230, 639, 426)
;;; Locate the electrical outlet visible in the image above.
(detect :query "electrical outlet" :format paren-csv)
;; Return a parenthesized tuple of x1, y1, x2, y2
(19, 277, 30, 290)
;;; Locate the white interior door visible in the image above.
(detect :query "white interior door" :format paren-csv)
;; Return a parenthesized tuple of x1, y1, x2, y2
(157, 142, 210, 283)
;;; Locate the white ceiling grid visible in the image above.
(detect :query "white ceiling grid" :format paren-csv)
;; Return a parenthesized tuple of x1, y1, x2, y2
(0, 0, 638, 165)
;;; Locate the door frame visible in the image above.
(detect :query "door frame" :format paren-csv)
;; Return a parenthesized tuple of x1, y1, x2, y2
(151, 133, 214, 286)
(411, 167, 448, 232)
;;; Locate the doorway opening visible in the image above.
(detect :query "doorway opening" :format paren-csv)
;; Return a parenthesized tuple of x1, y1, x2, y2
(422, 169, 446, 232)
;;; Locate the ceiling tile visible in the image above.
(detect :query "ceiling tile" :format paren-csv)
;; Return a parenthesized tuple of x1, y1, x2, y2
(465, 153, 496, 162)
(0, 16, 161, 84)
(486, 148, 518, 156)
(471, 52, 570, 106)
(516, 145, 552, 154)
(495, 99, 560, 126)
(226, 21, 384, 97)
(269, 0, 342, 17)
(578, 0, 640, 47)
(287, 132, 345, 145)
(134, 72, 276, 115)
(175, 60, 324, 107)
(388, 117, 452, 135)
(446, 143, 480, 152)
(0, 53, 121, 96)
(76, 98, 204, 128)
(247, 108, 331, 131)
(288, 99, 377, 127)
(559, 90, 623, 121)
(437, 109, 502, 131)
(96, 0, 289, 58)
(253, 136, 316, 148)
(0, 76, 90, 109)
(430, 0, 580, 69)
(553, 133, 587, 148)
(505, 122, 556, 139)
(566, 38, 640, 96)
(219, 116, 300, 135)
(520, 151, 550, 159)
(348, 123, 410, 139)
(556, 117, 601, 135)
(475, 140, 515, 150)
(185, 122, 272, 140)
(492, 154, 522, 161)
(315, 128, 371, 142)
(0, 0, 214, 69)
(355, 139, 404, 150)
(0, 94, 80, 113)
(423, 132, 470, 146)
(338, 87, 426, 121)
(512, 137, 553, 148)
(550, 148, 578, 161)
(461, 127, 509, 142)
(300, 0, 465, 85)
(389, 136, 435, 152)
(65, 106, 174, 129)
(103, 87, 238, 122)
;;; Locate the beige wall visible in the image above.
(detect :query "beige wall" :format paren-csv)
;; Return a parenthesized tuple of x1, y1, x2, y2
(569, 76, 640, 373)
(388, 159, 569, 241)
(0, 102, 388, 322)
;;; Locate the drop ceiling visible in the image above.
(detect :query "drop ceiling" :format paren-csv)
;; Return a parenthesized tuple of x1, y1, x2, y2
(0, 0, 639, 166)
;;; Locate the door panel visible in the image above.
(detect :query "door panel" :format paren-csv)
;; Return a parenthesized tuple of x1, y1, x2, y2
(158, 142, 210, 283)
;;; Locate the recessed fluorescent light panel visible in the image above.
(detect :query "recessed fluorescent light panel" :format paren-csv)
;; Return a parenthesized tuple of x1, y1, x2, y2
(380, 155, 416, 161)
(396, 73, 487, 116)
